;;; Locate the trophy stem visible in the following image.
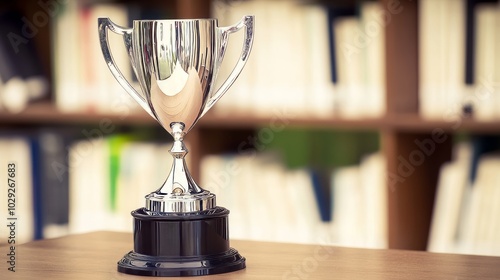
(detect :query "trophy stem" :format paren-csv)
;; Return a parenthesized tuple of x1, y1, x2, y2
(145, 122, 216, 213)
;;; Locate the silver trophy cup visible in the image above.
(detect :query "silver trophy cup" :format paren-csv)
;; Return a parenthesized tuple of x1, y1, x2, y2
(98, 16, 254, 276)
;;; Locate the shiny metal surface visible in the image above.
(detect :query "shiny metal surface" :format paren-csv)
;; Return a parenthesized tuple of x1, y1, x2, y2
(98, 16, 254, 213)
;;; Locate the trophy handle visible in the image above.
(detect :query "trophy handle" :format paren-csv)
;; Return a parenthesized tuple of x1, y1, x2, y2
(201, 15, 255, 117)
(98, 17, 155, 118)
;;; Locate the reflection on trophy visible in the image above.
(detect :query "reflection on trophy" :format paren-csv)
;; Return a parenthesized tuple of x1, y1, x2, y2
(98, 16, 254, 276)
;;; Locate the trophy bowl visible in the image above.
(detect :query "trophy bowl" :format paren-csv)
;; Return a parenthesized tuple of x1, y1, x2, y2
(98, 16, 254, 277)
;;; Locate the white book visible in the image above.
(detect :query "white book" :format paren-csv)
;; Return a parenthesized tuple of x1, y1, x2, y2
(0, 138, 34, 244)
(457, 153, 500, 256)
(69, 139, 112, 234)
(280, 2, 309, 118)
(268, 164, 296, 243)
(334, 17, 363, 119)
(230, 155, 255, 240)
(249, 155, 280, 241)
(114, 140, 173, 232)
(332, 166, 363, 247)
(286, 167, 321, 244)
(470, 154, 500, 256)
(54, 1, 84, 112)
(116, 142, 153, 230)
(444, 0, 466, 118)
(211, 0, 253, 116)
(428, 144, 471, 253)
(251, 0, 292, 117)
(89, 4, 137, 114)
(245, 154, 271, 240)
(489, 160, 500, 254)
(200, 154, 229, 203)
(419, 0, 466, 119)
(359, 152, 387, 248)
(473, 4, 497, 120)
(360, 2, 386, 118)
(495, 6, 500, 119)
(419, 0, 441, 119)
(78, 6, 96, 111)
(200, 152, 325, 244)
(304, 4, 336, 118)
(201, 154, 248, 239)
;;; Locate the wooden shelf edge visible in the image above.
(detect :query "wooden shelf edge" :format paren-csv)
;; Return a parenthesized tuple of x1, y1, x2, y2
(0, 103, 388, 129)
(388, 114, 500, 133)
(0, 102, 154, 125)
(1, 103, 500, 132)
(201, 112, 388, 130)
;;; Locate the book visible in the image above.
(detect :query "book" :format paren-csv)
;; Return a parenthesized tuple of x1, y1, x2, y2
(330, 152, 387, 249)
(429, 140, 500, 256)
(53, 2, 139, 113)
(38, 131, 72, 238)
(428, 144, 472, 253)
(419, 0, 466, 120)
(212, 0, 339, 118)
(0, 137, 35, 244)
(53, 0, 83, 112)
(200, 148, 386, 247)
(200, 152, 326, 244)
(67, 134, 175, 234)
(0, 10, 49, 112)
(458, 152, 500, 256)
(68, 138, 112, 234)
(472, 3, 498, 120)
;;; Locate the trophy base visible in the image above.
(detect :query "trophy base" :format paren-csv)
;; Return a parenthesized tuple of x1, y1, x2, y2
(117, 248, 245, 277)
(117, 206, 246, 277)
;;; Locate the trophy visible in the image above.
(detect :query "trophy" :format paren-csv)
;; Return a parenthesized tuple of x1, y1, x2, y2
(98, 16, 254, 276)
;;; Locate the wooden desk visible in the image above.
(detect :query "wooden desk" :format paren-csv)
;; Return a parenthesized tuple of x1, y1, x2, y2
(2, 231, 500, 279)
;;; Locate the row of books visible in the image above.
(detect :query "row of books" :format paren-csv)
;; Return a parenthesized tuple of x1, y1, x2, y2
(11, 0, 387, 118)
(7, 0, 500, 121)
(0, 131, 174, 244)
(5, 130, 499, 252)
(68, 135, 174, 235)
(0, 8, 49, 112)
(419, 0, 500, 120)
(200, 152, 387, 248)
(212, 0, 385, 119)
(0, 128, 386, 248)
(52, 1, 168, 113)
(428, 137, 500, 256)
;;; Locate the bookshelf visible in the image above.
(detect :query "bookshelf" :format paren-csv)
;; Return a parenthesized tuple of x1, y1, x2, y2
(4, 102, 500, 132)
(1, 0, 499, 251)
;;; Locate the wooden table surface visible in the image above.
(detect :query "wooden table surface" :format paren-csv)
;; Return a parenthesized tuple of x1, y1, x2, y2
(1, 231, 500, 279)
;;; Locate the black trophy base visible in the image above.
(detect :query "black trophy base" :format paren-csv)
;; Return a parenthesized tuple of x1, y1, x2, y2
(118, 248, 245, 277)
(117, 206, 246, 277)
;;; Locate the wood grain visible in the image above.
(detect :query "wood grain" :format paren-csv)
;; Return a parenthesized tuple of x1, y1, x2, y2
(1, 231, 500, 279)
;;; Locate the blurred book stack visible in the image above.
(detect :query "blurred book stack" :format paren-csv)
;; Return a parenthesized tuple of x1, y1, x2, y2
(0, 10, 49, 113)
(68, 134, 173, 235)
(200, 150, 387, 248)
(211, 0, 385, 119)
(419, 0, 500, 120)
(52, 1, 169, 114)
(429, 136, 500, 256)
(0, 137, 35, 244)
(0, 131, 174, 244)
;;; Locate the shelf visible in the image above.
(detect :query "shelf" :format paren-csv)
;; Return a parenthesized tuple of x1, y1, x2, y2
(201, 113, 388, 130)
(0, 102, 386, 129)
(0, 102, 154, 125)
(2, 103, 500, 133)
(388, 114, 500, 133)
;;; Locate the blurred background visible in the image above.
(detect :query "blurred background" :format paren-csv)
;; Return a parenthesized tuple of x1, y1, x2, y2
(1, 0, 500, 257)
